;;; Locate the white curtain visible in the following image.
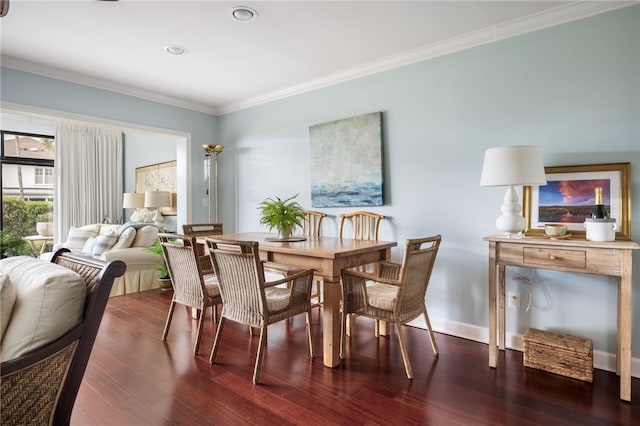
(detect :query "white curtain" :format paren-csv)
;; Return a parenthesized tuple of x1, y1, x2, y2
(54, 123, 123, 243)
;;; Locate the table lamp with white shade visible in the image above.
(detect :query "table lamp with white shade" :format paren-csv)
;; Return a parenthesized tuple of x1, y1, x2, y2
(122, 192, 146, 222)
(144, 190, 171, 227)
(480, 145, 547, 238)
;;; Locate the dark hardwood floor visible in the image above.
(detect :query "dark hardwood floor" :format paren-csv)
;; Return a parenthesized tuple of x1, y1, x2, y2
(72, 289, 639, 425)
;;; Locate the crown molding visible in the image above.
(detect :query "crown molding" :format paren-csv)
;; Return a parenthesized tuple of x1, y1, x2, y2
(2, 1, 635, 116)
(218, 1, 636, 115)
(0, 56, 219, 116)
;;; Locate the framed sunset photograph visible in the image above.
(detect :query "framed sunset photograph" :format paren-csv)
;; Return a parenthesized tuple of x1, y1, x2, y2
(523, 163, 631, 240)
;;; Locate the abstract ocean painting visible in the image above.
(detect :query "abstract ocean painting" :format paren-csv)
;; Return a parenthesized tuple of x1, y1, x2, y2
(309, 112, 383, 207)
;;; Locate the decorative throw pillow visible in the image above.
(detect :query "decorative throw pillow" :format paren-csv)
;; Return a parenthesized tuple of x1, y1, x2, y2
(81, 237, 97, 255)
(92, 229, 118, 256)
(111, 227, 136, 250)
(0, 272, 16, 342)
(132, 225, 159, 247)
(0, 256, 85, 362)
(98, 224, 120, 236)
(63, 224, 100, 253)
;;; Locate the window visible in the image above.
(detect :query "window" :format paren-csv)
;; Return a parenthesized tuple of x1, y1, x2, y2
(1, 131, 55, 247)
(34, 167, 54, 185)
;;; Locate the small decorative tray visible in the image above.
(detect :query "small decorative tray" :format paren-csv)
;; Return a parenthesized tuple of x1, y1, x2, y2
(265, 236, 307, 242)
(544, 233, 572, 240)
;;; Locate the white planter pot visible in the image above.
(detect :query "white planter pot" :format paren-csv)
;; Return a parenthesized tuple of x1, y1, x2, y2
(36, 222, 53, 237)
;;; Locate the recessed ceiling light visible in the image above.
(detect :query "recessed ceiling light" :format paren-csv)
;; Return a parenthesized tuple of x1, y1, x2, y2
(230, 6, 257, 22)
(164, 45, 186, 56)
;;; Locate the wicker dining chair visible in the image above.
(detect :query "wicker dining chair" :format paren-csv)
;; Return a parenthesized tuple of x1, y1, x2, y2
(301, 210, 326, 237)
(339, 210, 385, 241)
(159, 233, 222, 356)
(302, 210, 327, 306)
(206, 238, 315, 384)
(340, 235, 441, 379)
(339, 210, 386, 334)
(182, 223, 223, 273)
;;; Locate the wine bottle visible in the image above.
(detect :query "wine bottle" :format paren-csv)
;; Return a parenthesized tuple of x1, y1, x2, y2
(591, 186, 609, 219)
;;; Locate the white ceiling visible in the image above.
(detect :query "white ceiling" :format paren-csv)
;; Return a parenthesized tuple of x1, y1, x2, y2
(0, 1, 634, 115)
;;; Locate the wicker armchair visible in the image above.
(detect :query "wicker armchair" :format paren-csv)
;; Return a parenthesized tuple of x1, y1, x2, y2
(340, 235, 441, 379)
(0, 249, 126, 426)
(206, 238, 315, 384)
(159, 234, 222, 356)
(182, 223, 223, 273)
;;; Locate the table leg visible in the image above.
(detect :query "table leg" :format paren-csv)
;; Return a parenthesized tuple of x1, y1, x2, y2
(498, 264, 506, 351)
(323, 277, 341, 367)
(488, 242, 497, 368)
(619, 251, 632, 401)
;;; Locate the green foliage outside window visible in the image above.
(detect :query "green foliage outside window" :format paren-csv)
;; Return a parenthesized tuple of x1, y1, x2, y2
(0, 231, 32, 258)
(2, 196, 52, 239)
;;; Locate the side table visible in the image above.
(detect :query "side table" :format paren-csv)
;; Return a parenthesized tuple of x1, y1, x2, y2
(24, 235, 53, 257)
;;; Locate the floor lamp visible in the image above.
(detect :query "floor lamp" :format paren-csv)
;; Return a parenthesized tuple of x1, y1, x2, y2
(203, 144, 224, 223)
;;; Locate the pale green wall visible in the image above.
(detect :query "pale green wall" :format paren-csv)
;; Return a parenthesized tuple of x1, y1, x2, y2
(216, 6, 640, 364)
(1, 6, 638, 368)
(0, 68, 216, 226)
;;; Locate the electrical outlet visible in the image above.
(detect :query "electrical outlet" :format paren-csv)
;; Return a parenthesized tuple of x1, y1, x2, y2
(508, 292, 520, 309)
(202, 196, 208, 207)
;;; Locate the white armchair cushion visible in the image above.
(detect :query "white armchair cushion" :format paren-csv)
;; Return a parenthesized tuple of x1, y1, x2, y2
(112, 227, 136, 250)
(0, 272, 16, 342)
(92, 229, 117, 256)
(0, 256, 86, 362)
(365, 283, 398, 311)
(264, 287, 290, 312)
(132, 225, 159, 247)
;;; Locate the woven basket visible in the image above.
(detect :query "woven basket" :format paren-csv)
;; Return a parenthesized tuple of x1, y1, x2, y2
(523, 328, 593, 382)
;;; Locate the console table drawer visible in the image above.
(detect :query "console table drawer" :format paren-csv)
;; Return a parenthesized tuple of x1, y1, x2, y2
(523, 247, 586, 269)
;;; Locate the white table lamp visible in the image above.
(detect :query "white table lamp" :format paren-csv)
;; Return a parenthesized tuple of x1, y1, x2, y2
(144, 190, 171, 227)
(122, 192, 146, 222)
(480, 145, 547, 238)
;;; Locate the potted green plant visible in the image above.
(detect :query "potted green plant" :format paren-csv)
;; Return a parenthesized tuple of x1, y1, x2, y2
(145, 239, 172, 291)
(258, 193, 305, 239)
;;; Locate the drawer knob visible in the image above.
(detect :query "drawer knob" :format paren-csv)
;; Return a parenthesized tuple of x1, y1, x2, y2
(550, 255, 558, 260)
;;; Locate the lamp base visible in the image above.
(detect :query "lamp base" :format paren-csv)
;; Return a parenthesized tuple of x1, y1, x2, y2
(152, 208, 165, 230)
(496, 185, 526, 238)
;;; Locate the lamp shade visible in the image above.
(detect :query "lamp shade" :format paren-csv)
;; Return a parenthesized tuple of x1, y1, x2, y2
(122, 192, 145, 208)
(480, 145, 547, 187)
(144, 190, 171, 208)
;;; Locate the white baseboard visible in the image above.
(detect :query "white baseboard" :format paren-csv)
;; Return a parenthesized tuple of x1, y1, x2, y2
(408, 316, 640, 378)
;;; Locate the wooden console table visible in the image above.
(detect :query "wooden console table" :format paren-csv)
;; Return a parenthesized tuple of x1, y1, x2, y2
(483, 235, 640, 401)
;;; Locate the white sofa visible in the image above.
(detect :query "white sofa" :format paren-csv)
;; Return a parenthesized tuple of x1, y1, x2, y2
(41, 222, 164, 297)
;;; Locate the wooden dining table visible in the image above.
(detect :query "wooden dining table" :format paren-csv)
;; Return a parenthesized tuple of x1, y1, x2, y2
(207, 232, 397, 368)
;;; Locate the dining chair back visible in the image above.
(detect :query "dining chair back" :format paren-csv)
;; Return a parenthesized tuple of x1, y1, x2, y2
(301, 210, 326, 237)
(340, 235, 441, 379)
(339, 211, 385, 241)
(182, 223, 223, 273)
(182, 223, 223, 237)
(159, 233, 222, 356)
(206, 238, 315, 384)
